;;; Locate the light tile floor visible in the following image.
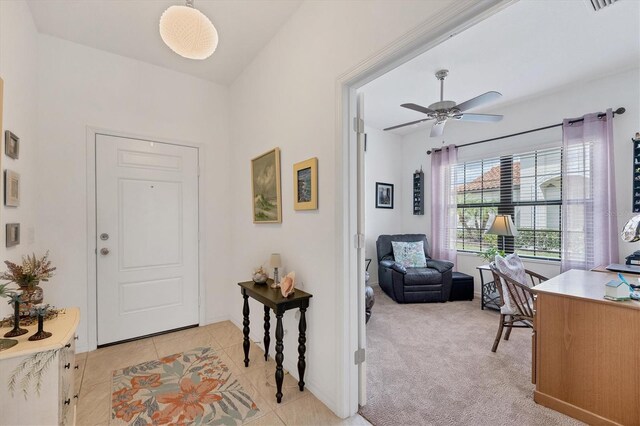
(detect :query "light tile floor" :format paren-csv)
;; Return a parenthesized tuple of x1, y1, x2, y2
(75, 321, 370, 426)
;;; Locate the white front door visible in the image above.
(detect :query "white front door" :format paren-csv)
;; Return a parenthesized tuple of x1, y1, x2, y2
(96, 134, 199, 345)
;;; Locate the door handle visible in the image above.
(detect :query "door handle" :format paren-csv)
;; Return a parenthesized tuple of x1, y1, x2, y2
(100, 248, 110, 255)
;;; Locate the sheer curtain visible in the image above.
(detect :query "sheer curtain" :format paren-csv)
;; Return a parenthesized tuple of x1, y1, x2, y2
(431, 144, 458, 266)
(561, 109, 618, 272)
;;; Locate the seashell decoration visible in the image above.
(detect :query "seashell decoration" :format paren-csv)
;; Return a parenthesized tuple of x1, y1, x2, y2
(280, 271, 296, 298)
(252, 266, 269, 284)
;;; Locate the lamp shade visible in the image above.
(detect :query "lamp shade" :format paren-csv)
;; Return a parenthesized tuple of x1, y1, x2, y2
(486, 214, 519, 237)
(270, 253, 282, 268)
(159, 3, 218, 60)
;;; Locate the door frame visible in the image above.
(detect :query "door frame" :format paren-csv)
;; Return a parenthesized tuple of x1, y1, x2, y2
(334, 0, 514, 417)
(85, 127, 206, 352)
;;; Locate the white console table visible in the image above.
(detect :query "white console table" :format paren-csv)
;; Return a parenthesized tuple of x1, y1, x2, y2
(0, 308, 80, 426)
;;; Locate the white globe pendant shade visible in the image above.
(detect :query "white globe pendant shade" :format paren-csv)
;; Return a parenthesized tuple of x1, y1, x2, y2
(159, 2, 218, 60)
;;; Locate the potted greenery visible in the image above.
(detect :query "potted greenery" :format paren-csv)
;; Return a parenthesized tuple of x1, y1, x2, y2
(0, 252, 56, 317)
(477, 247, 505, 263)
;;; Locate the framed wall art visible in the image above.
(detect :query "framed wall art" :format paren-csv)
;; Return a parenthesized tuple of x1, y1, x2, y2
(5, 130, 19, 159)
(4, 170, 19, 207)
(251, 148, 282, 223)
(375, 182, 394, 209)
(6, 223, 19, 247)
(293, 157, 318, 210)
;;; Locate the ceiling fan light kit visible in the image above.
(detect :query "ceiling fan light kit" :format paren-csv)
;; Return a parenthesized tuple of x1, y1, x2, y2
(385, 69, 504, 137)
(160, 0, 219, 60)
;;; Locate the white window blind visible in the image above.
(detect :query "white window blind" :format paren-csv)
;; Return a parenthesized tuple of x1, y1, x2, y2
(453, 147, 567, 260)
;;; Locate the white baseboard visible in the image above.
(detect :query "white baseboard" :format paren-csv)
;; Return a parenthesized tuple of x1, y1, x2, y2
(204, 314, 230, 325)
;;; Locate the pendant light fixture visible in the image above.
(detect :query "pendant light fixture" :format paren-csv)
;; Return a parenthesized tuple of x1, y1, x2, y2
(159, 0, 219, 60)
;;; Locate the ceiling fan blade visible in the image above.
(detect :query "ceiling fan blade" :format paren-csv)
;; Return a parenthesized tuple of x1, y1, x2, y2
(430, 121, 446, 138)
(401, 103, 436, 115)
(384, 117, 434, 131)
(457, 113, 503, 122)
(456, 91, 502, 112)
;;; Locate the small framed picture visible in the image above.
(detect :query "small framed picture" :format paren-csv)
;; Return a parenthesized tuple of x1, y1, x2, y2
(4, 170, 19, 207)
(5, 130, 19, 159)
(293, 157, 318, 210)
(375, 182, 394, 209)
(6, 223, 19, 247)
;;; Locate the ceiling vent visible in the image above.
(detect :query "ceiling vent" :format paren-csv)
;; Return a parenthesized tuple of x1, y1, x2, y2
(585, 0, 618, 12)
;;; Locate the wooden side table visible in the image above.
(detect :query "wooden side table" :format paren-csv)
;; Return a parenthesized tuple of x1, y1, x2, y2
(237, 280, 312, 403)
(477, 264, 501, 311)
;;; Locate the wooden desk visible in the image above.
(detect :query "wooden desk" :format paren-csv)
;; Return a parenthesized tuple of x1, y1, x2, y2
(237, 281, 312, 403)
(531, 270, 640, 425)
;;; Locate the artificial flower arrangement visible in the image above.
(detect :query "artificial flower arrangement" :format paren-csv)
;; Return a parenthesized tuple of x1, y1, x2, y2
(0, 251, 56, 291)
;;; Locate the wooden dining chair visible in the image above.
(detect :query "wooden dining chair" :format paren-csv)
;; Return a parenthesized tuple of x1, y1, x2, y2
(489, 263, 547, 352)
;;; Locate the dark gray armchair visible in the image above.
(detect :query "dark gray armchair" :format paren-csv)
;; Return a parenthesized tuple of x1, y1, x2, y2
(376, 234, 454, 303)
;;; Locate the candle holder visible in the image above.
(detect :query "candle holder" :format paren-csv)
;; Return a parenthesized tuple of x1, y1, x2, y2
(28, 304, 52, 341)
(4, 293, 27, 337)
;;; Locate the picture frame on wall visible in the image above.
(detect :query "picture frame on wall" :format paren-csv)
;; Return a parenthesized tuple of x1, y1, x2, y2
(4, 170, 19, 207)
(293, 157, 318, 210)
(5, 130, 19, 159)
(251, 148, 282, 223)
(375, 182, 394, 209)
(6, 223, 19, 247)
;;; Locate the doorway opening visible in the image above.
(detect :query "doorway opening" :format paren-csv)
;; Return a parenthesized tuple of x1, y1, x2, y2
(344, 0, 639, 422)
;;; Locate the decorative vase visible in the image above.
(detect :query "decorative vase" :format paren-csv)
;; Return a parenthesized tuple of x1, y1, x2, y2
(18, 284, 43, 317)
(28, 313, 51, 341)
(4, 300, 27, 337)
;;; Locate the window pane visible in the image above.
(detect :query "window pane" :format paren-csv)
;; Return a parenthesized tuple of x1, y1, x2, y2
(454, 146, 564, 260)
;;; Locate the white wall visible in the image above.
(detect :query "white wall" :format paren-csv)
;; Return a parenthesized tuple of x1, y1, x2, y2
(227, 0, 482, 415)
(0, 1, 41, 318)
(364, 127, 403, 284)
(399, 67, 640, 292)
(36, 35, 231, 352)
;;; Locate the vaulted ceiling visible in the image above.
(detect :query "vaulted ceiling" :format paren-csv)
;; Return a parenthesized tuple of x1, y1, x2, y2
(26, 0, 302, 85)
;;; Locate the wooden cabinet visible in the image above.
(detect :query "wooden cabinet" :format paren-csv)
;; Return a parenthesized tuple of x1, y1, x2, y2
(0, 308, 80, 426)
(532, 271, 640, 425)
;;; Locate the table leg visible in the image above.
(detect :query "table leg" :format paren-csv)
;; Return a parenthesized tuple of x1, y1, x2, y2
(263, 305, 270, 361)
(297, 307, 307, 391)
(275, 312, 284, 403)
(480, 272, 486, 310)
(242, 292, 250, 367)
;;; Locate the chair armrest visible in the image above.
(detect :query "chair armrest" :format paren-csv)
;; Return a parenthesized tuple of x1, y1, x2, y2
(525, 269, 548, 282)
(380, 260, 407, 274)
(426, 259, 454, 273)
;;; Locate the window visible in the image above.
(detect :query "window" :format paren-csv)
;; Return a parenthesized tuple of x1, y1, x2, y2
(453, 147, 563, 260)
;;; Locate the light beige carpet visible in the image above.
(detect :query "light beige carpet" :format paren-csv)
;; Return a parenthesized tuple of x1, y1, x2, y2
(359, 286, 583, 426)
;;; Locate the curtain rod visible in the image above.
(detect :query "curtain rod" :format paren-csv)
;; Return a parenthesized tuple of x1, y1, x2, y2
(426, 107, 626, 155)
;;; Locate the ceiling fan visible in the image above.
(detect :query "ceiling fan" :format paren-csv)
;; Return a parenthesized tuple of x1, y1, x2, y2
(384, 69, 503, 137)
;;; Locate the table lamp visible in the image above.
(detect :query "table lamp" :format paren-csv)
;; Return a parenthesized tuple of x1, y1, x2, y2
(486, 214, 518, 252)
(270, 253, 282, 289)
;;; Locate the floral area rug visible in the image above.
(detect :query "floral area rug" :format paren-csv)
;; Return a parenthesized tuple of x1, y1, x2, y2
(111, 347, 260, 425)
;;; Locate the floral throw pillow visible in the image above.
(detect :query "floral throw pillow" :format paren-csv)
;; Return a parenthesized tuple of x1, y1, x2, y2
(391, 241, 427, 268)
